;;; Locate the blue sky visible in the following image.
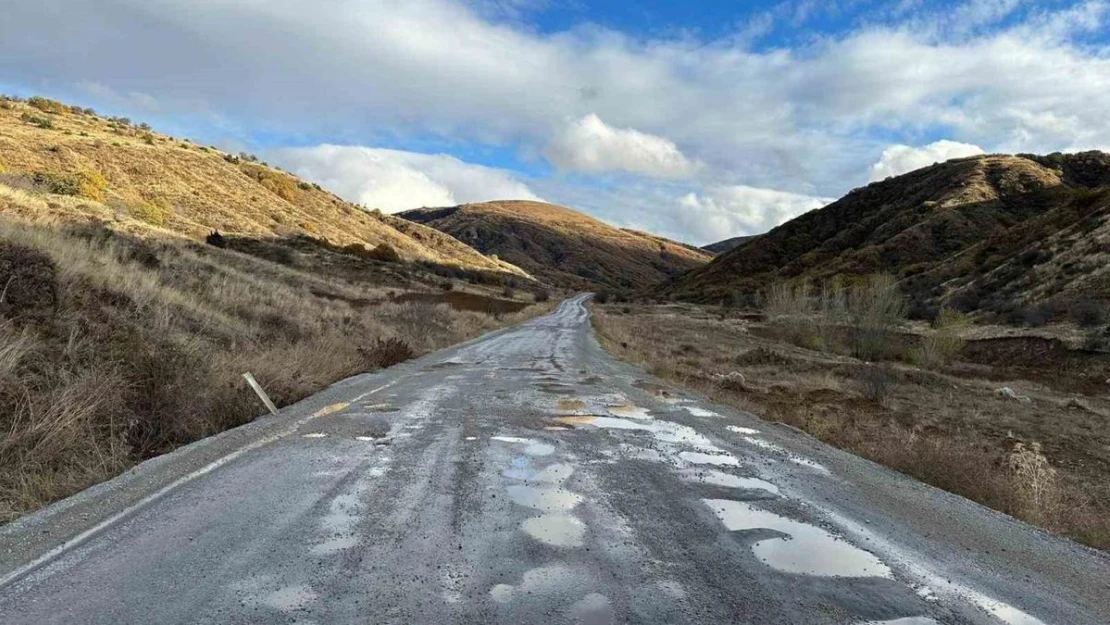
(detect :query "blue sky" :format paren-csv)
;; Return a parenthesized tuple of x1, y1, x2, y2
(2, 0, 1109, 244)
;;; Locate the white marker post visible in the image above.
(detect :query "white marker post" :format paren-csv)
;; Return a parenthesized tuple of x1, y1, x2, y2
(242, 372, 278, 415)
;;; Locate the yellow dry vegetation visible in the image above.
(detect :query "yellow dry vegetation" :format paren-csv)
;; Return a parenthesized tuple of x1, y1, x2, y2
(0, 96, 529, 278)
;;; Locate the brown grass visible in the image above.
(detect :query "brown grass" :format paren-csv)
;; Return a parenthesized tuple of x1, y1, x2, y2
(0, 95, 527, 278)
(0, 216, 552, 523)
(591, 303, 1110, 551)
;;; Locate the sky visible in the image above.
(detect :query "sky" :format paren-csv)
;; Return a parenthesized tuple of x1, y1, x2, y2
(2, 0, 1109, 245)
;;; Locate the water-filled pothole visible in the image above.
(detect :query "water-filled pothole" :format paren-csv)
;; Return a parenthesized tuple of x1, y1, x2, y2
(703, 499, 891, 578)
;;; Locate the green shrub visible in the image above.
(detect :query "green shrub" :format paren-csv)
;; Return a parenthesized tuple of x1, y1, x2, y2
(27, 96, 68, 115)
(21, 112, 54, 129)
(131, 199, 169, 227)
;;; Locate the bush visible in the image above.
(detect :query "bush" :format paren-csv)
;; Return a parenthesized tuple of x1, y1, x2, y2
(360, 337, 415, 369)
(856, 363, 899, 405)
(439, 280, 454, 291)
(141, 132, 155, 145)
(909, 307, 969, 370)
(0, 241, 59, 323)
(27, 96, 68, 115)
(21, 112, 54, 129)
(366, 243, 401, 263)
(205, 230, 227, 248)
(1069, 298, 1107, 328)
(533, 288, 550, 302)
(501, 285, 515, 299)
(131, 199, 169, 227)
(594, 290, 610, 304)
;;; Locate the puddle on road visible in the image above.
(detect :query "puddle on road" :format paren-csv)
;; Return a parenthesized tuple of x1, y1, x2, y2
(302, 432, 327, 439)
(506, 484, 583, 512)
(679, 451, 741, 466)
(687, 469, 780, 494)
(489, 564, 589, 604)
(363, 403, 395, 412)
(556, 399, 587, 412)
(607, 403, 651, 419)
(727, 425, 760, 435)
(265, 584, 317, 612)
(569, 592, 614, 624)
(703, 499, 891, 578)
(310, 535, 360, 555)
(492, 436, 556, 456)
(521, 513, 586, 547)
(545, 425, 569, 431)
(863, 618, 940, 625)
(740, 436, 830, 474)
(686, 406, 720, 418)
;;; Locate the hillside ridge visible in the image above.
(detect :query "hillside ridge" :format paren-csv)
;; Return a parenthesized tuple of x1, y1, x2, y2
(0, 95, 528, 278)
(400, 200, 712, 291)
(661, 151, 1110, 316)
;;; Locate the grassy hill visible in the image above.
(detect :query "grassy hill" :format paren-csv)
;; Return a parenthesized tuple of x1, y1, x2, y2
(702, 235, 756, 255)
(399, 200, 712, 292)
(0, 95, 528, 279)
(0, 95, 556, 523)
(662, 152, 1110, 319)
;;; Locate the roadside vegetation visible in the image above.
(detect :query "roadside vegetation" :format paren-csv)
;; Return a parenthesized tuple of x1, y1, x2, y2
(592, 277, 1110, 551)
(0, 217, 551, 523)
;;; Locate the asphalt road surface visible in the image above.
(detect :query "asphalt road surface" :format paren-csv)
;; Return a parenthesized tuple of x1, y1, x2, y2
(2, 294, 1108, 624)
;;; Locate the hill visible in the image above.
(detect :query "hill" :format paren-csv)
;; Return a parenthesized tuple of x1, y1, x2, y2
(399, 200, 712, 291)
(662, 152, 1110, 317)
(702, 235, 756, 255)
(0, 96, 528, 280)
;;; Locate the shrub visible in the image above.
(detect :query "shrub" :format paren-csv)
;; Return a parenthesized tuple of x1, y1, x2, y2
(1069, 297, 1107, 328)
(594, 290, 610, 304)
(848, 274, 907, 360)
(0, 241, 59, 323)
(360, 337, 415, 369)
(856, 363, 899, 405)
(439, 280, 454, 291)
(366, 243, 401, 263)
(297, 182, 313, 191)
(27, 96, 68, 114)
(1008, 442, 1059, 523)
(131, 200, 169, 227)
(501, 285, 515, 299)
(141, 132, 155, 145)
(21, 112, 54, 129)
(909, 307, 968, 370)
(533, 288, 551, 302)
(32, 169, 110, 201)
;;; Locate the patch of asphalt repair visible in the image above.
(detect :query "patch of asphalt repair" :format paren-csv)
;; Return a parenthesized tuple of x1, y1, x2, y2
(0, 294, 1108, 624)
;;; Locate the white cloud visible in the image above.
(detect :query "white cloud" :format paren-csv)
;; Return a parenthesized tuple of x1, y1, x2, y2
(544, 114, 695, 178)
(675, 186, 832, 243)
(272, 145, 542, 212)
(868, 140, 986, 181)
(3, 0, 1110, 240)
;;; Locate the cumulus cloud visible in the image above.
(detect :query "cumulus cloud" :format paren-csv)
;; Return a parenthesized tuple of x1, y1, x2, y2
(675, 186, 832, 243)
(868, 140, 986, 181)
(3, 0, 1110, 239)
(544, 114, 695, 178)
(272, 145, 542, 212)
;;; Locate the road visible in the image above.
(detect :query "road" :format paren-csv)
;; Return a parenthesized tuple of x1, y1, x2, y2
(1, 294, 1108, 624)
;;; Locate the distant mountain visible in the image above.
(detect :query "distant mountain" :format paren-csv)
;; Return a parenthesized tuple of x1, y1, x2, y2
(399, 200, 712, 291)
(702, 235, 756, 255)
(661, 152, 1110, 315)
(0, 95, 527, 279)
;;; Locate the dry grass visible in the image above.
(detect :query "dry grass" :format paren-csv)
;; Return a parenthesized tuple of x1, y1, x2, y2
(0, 216, 552, 523)
(591, 303, 1110, 551)
(0, 95, 526, 277)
